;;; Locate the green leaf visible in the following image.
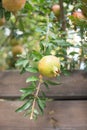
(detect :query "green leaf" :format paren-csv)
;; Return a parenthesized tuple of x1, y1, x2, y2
(34, 109, 39, 115)
(33, 109, 39, 120)
(26, 76, 39, 83)
(46, 80, 61, 86)
(20, 85, 36, 93)
(43, 81, 49, 89)
(19, 19, 25, 32)
(37, 98, 46, 113)
(25, 67, 38, 73)
(16, 100, 33, 112)
(41, 91, 46, 98)
(24, 1, 33, 10)
(5, 11, 11, 20)
(20, 89, 35, 100)
(32, 50, 42, 61)
(24, 109, 32, 117)
(69, 51, 78, 56)
(15, 59, 29, 67)
(40, 42, 44, 51)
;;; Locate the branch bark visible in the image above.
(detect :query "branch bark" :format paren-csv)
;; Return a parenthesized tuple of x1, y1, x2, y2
(30, 75, 43, 120)
(59, 0, 66, 31)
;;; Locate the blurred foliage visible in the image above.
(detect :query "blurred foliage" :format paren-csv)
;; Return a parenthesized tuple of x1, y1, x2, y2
(0, 0, 87, 71)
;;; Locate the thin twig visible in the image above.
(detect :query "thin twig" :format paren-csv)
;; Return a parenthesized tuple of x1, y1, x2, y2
(30, 78, 42, 120)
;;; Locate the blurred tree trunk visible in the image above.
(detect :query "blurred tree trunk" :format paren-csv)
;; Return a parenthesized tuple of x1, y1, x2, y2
(59, 0, 66, 31)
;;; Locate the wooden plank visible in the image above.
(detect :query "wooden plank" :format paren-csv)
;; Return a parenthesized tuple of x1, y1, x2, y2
(0, 100, 87, 129)
(0, 128, 87, 130)
(0, 70, 87, 99)
(0, 127, 87, 130)
(0, 70, 29, 97)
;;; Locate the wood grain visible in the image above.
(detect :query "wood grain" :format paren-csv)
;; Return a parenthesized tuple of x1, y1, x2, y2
(0, 70, 87, 99)
(0, 100, 87, 129)
(0, 127, 87, 130)
(0, 71, 87, 130)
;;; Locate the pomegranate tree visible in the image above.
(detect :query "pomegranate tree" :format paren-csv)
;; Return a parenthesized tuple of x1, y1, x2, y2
(1, 0, 86, 121)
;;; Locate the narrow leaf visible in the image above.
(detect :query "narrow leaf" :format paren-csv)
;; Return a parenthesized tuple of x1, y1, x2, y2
(25, 67, 38, 73)
(15, 59, 29, 67)
(24, 109, 32, 117)
(34, 109, 39, 115)
(20, 90, 35, 100)
(43, 81, 49, 89)
(26, 76, 38, 83)
(16, 100, 33, 112)
(37, 98, 46, 112)
(46, 80, 61, 86)
(20, 85, 36, 93)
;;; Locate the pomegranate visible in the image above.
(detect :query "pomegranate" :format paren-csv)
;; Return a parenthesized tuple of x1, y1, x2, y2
(72, 11, 85, 20)
(52, 4, 60, 17)
(12, 45, 24, 57)
(38, 55, 60, 77)
(2, 0, 26, 13)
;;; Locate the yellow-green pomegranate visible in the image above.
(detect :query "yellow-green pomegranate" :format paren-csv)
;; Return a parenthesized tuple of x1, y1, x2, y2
(38, 55, 60, 77)
(2, 0, 26, 13)
(12, 45, 24, 57)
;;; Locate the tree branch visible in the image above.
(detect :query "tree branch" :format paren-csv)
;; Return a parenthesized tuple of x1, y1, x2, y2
(30, 76, 43, 119)
(59, 0, 66, 31)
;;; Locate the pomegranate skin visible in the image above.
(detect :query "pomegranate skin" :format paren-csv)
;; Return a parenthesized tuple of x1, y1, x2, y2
(2, 0, 26, 12)
(38, 55, 60, 78)
(72, 11, 85, 20)
(12, 45, 24, 57)
(52, 4, 60, 17)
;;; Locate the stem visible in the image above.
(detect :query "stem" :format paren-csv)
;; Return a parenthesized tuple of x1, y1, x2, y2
(30, 78, 42, 120)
